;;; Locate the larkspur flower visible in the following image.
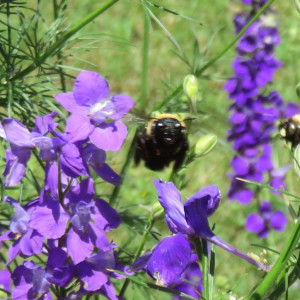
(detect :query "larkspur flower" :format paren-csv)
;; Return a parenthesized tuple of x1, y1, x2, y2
(29, 178, 121, 264)
(0, 197, 44, 264)
(55, 71, 135, 151)
(246, 201, 288, 238)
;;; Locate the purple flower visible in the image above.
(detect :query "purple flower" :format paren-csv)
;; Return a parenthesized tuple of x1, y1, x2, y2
(0, 197, 44, 264)
(11, 261, 52, 300)
(154, 179, 269, 270)
(246, 201, 288, 238)
(55, 71, 135, 151)
(29, 179, 121, 264)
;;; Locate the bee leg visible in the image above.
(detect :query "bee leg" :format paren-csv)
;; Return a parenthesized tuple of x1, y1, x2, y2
(134, 131, 150, 166)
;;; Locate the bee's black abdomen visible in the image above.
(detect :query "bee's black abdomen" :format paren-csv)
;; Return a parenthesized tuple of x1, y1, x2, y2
(134, 114, 188, 171)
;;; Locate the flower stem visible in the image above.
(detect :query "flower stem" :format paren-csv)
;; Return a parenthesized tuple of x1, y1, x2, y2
(193, 237, 210, 300)
(11, 0, 120, 81)
(154, 0, 276, 111)
(247, 218, 300, 299)
(119, 213, 155, 298)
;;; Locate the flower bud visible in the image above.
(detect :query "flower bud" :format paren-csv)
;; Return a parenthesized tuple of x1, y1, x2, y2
(293, 143, 300, 178)
(183, 74, 199, 115)
(183, 74, 198, 100)
(152, 202, 164, 218)
(194, 134, 217, 157)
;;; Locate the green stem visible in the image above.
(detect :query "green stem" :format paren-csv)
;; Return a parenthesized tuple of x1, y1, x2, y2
(154, 0, 276, 111)
(11, 0, 120, 81)
(53, 0, 67, 91)
(119, 213, 155, 298)
(193, 237, 210, 300)
(109, 127, 139, 206)
(248, 219, 300, 299)
(140, 4, 150, 111)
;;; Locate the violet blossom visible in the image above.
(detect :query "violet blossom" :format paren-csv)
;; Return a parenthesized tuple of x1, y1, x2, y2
(54, 71, 135, 152)
(246, 201, 287, 238)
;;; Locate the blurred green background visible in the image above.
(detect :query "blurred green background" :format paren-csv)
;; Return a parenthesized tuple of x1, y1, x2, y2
(2, 0, 300, 299)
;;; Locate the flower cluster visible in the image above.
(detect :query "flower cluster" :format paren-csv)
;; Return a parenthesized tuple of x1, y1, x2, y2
(130, 179, 269, 299)
(225, 1, 298, 236)
(0, 71, 134, 299)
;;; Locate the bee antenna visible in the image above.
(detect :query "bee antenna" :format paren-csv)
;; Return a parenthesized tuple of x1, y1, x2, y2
(183, 117, 196, 121)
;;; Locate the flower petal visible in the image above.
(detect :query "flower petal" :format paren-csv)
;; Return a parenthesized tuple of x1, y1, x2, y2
(73, 71, 110, 106)
(67, 228, 94, 264)
(153, 179, 190, 234)
(110, 94, 135, 120)
(30, 200, 69, 239)
(2, 119, 35, 147)
(54, 92, 89, 115)
(245, 213, 265, 233)
(89, 121, 127, 152)
(270, 211, 288, 232)
(78, 261, 108, 291)
(3, 147, 31, 187)
(147, 234, 192, 285)
(65, 114, 94, 143)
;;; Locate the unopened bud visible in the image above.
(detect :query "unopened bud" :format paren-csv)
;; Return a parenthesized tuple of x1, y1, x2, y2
(152, 202, 164, 218)
(183, 74, 198, 101)
(293, 143, 300, 178)
(183, 74, 199, 115)
(194, 134, 217, 157)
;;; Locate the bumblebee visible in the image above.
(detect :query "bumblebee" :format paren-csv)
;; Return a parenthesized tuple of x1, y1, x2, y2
(134, 113, 188, 171)
(279, 114, 300, 149)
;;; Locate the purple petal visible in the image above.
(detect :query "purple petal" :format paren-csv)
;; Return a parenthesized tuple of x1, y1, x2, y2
(33, 112, 58, 135)
(67, 177, 95, 204)
(19, 230, 44, 256)
(2, 119, 35, 147)
(110, 94, 135, 120)
(47, 248, 67, 269)
(186, 185, 221, 217)
(67, 228, 94, 264)
(30, 200, 69, 239)
(99, 280, 118, 300)
(153, 179, 190, 234)
(44, 161, 58, 197)
(54, 92, 89, 115)
(0, 270, 11, 292)
(60, 143, 88, 177)
(73, 71, 110, 106)
(147, 234, 192, 285)
(184, 197, 214, 238)
(11, 284, 32, 300)
(8, 240, 21, 264)
(260, 201, 272, 214)
(89, 121, 128, 152)
(231, 156, 250, 176)
(93, 198, 121, 231)
(77, 261, 108, 291)
(87, 223, 110, 251)
(65, 114, 94, 143)
(270, 211, 288, 232)
(92, 163, 121, 186)
(3, 147, 31, 187)
(245, 213, 264, 233)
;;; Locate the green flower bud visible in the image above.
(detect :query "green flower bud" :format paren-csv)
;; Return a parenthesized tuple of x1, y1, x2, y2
(183, 74, 198, 115)
(194, 134, 218, 157)
(296, 82, 300, 99)
(293, 143, 300, 178)
(152, 202, 164, 218)
(183, 74, 198, 100)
